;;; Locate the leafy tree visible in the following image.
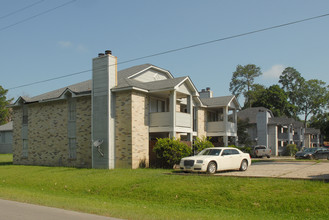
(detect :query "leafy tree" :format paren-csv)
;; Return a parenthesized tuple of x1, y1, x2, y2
(296, 79, 329, 128)
(0, 86, 13, 125)
(243, 84, 266, 109)
(309, 112, 329, 141)
(279, 67, 305, 118)
(237, 118, 253, 147)
(229, 64, 262, 108)
(153, 138, 192, 168)
(193, 136, 214, 154)
(251, 85, 293, 117)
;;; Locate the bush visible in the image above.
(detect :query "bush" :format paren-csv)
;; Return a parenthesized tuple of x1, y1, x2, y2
(153, 138, 192, 168)
(284, 144, 298, 156)
(238, 146, 252, 154)
(193, 136, 214, 154)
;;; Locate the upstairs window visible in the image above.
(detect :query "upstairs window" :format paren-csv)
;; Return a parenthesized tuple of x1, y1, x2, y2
(150, 98, 166, 113)
(22, 106, 28, 125)
(68, 99, 76, 121)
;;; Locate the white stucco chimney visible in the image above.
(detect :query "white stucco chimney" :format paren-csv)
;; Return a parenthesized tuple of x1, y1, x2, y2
(92, 50, 117, 169)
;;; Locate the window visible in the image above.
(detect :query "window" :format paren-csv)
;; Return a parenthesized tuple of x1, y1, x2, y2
(68, 138, 77, 159)
(68, 99, 76, 121)
(22, 139, 28, 157)
(207, 111, 218, 122)
(22, 106, 28, 125)
(150, 98, 166, 112)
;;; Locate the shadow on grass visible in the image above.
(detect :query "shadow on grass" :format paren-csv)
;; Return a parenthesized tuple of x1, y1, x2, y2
(0, 162, 13, 166)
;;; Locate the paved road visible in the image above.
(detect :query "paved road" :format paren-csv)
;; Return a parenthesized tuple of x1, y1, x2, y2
(215, 161, 329, 180)
(0, 199, 122, 220)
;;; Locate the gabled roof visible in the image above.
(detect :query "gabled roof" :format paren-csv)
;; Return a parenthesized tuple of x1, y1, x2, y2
(305, 128, 320, 134)
(201, 95, 240, 109)
(0, 121, 13, 131)
(269, 117, 304, 128)
(12, 64, 172, 105)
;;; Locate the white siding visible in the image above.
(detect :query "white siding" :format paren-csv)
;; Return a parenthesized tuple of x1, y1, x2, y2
(131, 69, 169, 82)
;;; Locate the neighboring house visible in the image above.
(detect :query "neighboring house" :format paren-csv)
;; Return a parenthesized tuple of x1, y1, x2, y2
(237, 107, 311, 156)
(10, 51, 240, 169)
(304, 128, 321, 148)
(0, 121, 13, 154)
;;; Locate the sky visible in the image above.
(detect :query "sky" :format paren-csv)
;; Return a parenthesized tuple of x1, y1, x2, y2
(1, 0, 329, 105)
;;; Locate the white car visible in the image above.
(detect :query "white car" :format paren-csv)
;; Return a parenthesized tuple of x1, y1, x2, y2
(179, 147, 251, 174)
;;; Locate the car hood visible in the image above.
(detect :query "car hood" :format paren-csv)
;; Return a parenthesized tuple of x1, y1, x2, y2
(182, 155, 217, 161)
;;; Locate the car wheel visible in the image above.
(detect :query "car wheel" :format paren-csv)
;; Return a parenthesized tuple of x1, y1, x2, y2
(240, 160, 248, 171)
(207, 162, 217, 174)
(266, 155, 271, 158)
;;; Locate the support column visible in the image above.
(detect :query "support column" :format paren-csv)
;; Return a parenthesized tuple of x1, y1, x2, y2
(169, 90, 176, 138)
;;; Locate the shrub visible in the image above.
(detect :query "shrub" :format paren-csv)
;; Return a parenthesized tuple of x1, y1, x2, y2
(153, 138, 192, 168)
(193, 136, 214, 154)
(284, 144, 298, 156)
(238, 146, 252, 154)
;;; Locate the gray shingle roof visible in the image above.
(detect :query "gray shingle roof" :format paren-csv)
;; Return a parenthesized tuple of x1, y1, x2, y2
(20, 64, 163, 103)
(305, 128, 320, 134)
(201, 95, 235, 107)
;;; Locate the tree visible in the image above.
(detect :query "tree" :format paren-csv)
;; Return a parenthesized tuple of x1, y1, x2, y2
(309, 113, 329, 141)
(0, 86, 13, 125)
(251, 85, 293, 117)
(153, 138, 192, 168)
(243, 83, 266, 109)
(279, 67, 305, 118)
(296, 79, 329, 128)
(193, 136, 214, 154)
(229, 64, 262, 108)
(237, 118, 253, 147)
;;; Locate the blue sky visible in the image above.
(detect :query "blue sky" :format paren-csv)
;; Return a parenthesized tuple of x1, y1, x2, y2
(1, 0, 329, 105)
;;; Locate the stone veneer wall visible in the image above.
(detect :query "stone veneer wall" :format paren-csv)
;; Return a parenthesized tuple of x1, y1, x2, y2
(115, 91, 132, 168)
(131, 91, 149, 168)
(12, 96, 92, 168)
(115, 91, 149, 169)
(197, 107, 207, 138)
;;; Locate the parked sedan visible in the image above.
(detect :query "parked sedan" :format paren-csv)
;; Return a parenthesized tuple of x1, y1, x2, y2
(295, 147, 327, 159)
(310, 148, 329, 160)
(179, 147, 251, 174)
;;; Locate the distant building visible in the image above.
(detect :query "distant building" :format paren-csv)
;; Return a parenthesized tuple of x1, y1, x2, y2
(0, 121, 13, 154)
(237, 107, 320, 155)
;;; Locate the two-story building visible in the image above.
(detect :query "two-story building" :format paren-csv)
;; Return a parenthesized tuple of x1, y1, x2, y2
(237, 107, 320, 156)
(10, 51, 240, 169)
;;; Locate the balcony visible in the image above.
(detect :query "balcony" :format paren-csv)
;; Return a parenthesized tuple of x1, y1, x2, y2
(278, 133, 289, 140)
(149, 112, 191, 128)
(206, 121, 236, 134)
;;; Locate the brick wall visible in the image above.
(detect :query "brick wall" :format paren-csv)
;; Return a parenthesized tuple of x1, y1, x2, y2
(12, 96, 92, 168)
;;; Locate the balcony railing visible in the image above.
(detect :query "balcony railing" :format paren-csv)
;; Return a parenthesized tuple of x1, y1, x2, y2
(149, 112, 191, 128)
(206, 121, 236, 133)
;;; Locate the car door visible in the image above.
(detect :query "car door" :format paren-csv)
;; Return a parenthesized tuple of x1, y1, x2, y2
(229, 149, 243, 169)
(218, 149, 233, 170)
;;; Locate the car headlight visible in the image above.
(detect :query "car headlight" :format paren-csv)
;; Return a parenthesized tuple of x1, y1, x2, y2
(196, 160, 203, 164)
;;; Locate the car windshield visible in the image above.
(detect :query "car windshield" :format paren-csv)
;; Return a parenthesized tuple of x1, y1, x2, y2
(303, 148, 318, 153)
(198, 149, 221, 156)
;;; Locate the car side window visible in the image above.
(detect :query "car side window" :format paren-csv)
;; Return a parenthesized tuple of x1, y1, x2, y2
(222, 149, 230, 156)
(230, 149, 239, 155)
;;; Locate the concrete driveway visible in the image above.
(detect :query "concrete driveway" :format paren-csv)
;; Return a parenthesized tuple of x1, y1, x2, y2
(215, 161, 329, 181)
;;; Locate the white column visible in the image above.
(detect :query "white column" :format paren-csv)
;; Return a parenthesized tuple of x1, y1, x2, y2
(169, 90, 176, 138)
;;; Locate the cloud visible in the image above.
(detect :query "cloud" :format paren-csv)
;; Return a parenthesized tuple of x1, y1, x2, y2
(57, 41, 73, 48)
(57, 41, 88, 53)
(263, 64, 285, 80)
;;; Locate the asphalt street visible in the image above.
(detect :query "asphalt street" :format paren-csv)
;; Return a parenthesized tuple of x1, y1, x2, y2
(0, 199, 122, 220)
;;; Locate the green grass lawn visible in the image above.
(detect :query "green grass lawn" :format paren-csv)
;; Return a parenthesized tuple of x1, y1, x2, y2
(0, 154, 328, 220)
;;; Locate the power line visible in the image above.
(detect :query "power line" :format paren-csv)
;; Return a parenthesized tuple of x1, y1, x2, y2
(0, 0, 76, 32)
(0, 0, 45, 20)
(7, 12, 329, 90)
